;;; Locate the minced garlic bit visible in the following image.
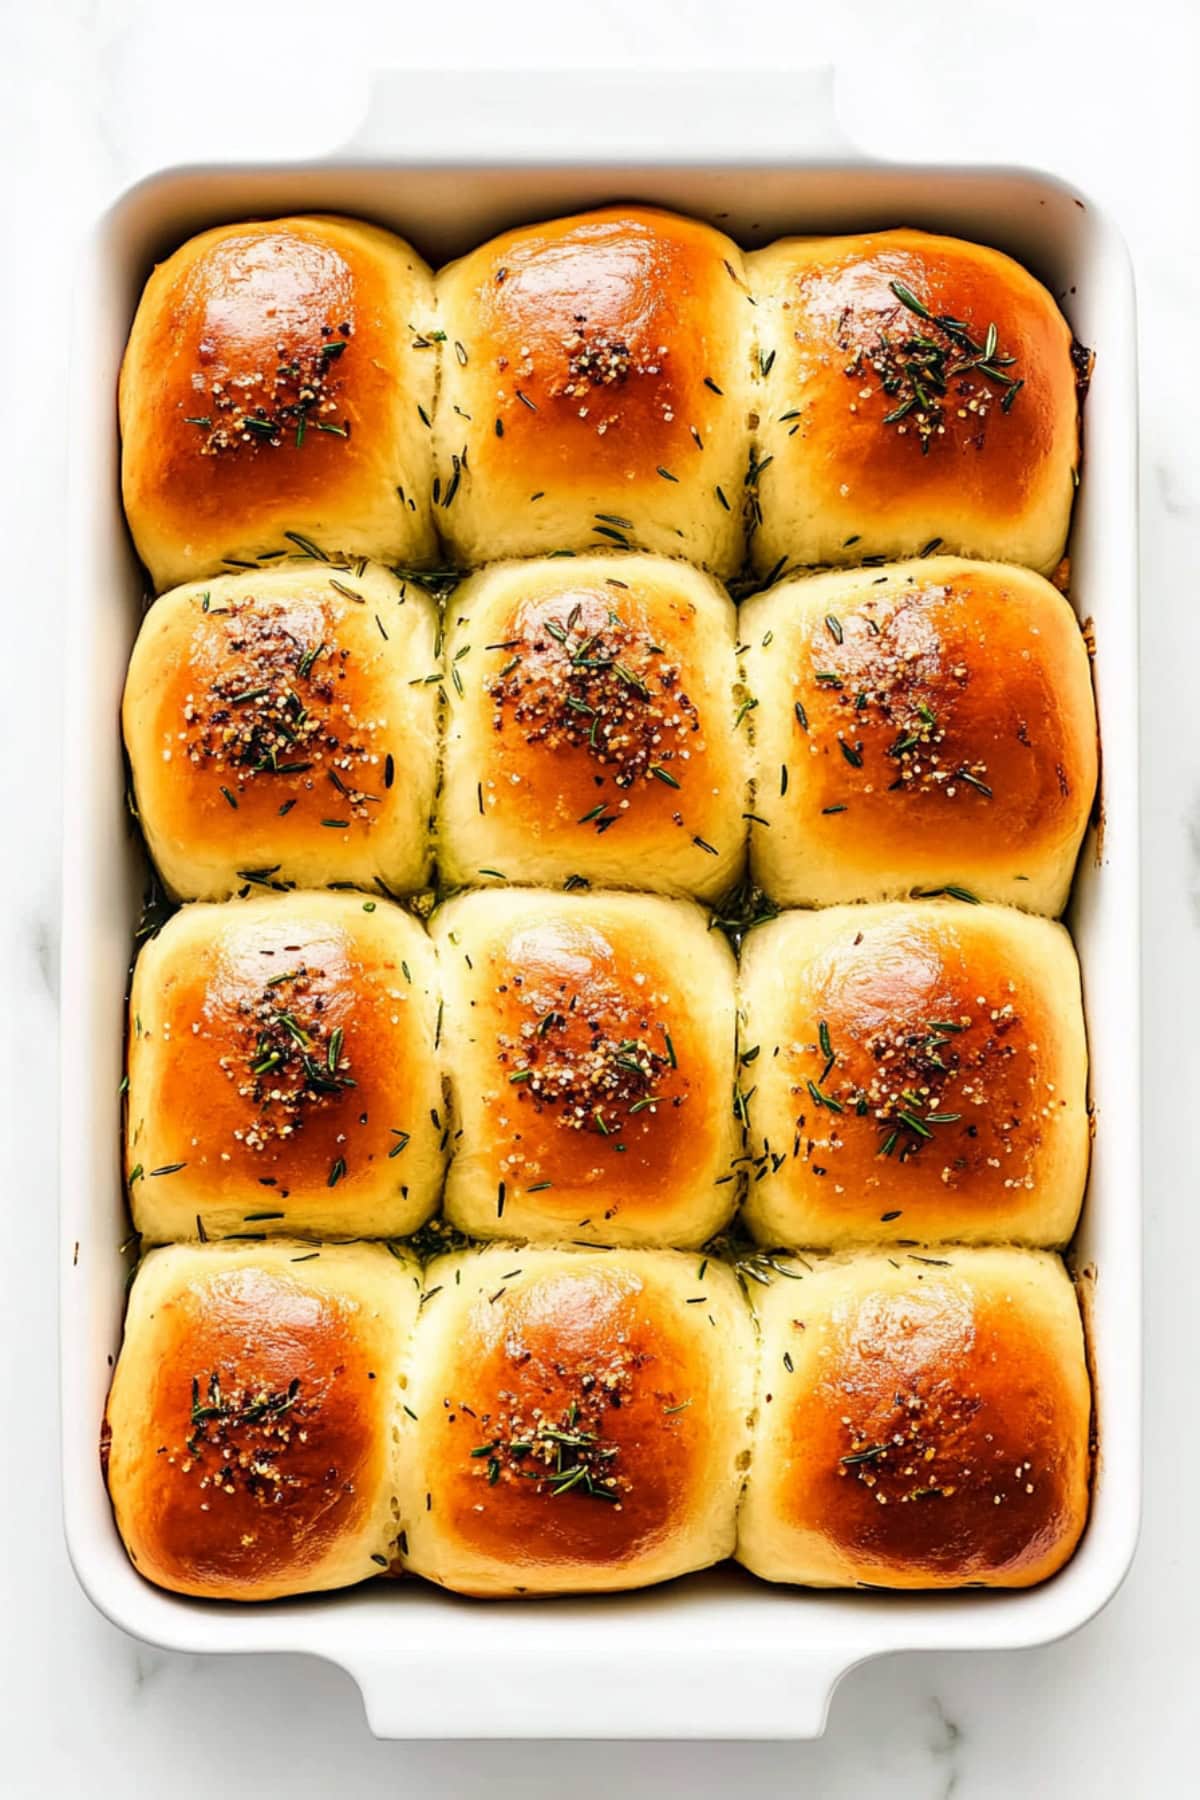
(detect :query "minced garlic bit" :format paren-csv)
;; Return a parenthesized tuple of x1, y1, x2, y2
(836, 278, 1023, 453)
(790, 992, 1041, 1180)
(488, 597, 701, 829)
(179, 599, 385, 824)
(218, 965, 355, 1152)
(561, 318, 638, 392)
(493, 958, 682, 1150)
(494, 314, 670, 437)
(802, 591, 992, 802)
(837, 1383, 1038, 1512)
(170, 1369, 328, 1506)
(186, 321, 353, 453)
(458, 1345, 650, 1506)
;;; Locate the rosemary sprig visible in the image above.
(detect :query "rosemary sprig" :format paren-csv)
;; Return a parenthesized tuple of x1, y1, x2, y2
(847, 279, 1026, 453)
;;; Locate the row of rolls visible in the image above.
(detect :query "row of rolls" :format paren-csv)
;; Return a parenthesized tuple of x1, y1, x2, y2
(105, 1237, 1091, 1601)
(126, 886, 1089, 1252)
(108, 202, 1098, 1605)
(120, 209, 1084, 594)
(124, 550, 1098, 918)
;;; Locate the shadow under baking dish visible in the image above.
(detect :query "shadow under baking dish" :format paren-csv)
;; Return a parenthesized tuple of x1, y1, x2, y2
(61, 147, 1140, 1740)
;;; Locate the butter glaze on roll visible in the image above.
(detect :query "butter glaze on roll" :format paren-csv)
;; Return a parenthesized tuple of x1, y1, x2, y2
(398, 1245, 756, 1595)
(126, 893, 443, 1242)
(431, 889, 739, 1247)
(748, 229, 1080, 574)
(123, 562, 438, 900)
(433, 208, 755, 573)
(742, 558, 1097, 915)
(104, 1240, 420, 1600)
(439, 554, 748, 897)
(740, 903, 1089, 1248)
(120, 215, 438, 591)
(737, 1248, 1091, 1589)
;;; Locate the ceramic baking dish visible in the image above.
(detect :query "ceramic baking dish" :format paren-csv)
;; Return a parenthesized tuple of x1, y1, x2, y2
(60, 71, 1141, 1739)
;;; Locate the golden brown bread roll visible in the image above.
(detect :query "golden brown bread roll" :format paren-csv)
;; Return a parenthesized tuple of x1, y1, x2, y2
(397, 1245, 756, 1595)
(126, 893, 443, 1242)
(739, 903, 1089, 1248)
(736, 1247, 1091, 1589)
(104, 1240, 421, 1600)
(122, 562, 438, 901)
(748, 229, 1080, 574)
(438, 554, 748, 897)
(430, 888, 740, 1247)
(120, 215, 438, 592)
(433, 208, 754, 573)
(742, 558, 1097, 915)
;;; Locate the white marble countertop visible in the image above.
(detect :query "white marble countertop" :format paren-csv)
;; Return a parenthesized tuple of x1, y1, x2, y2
(3, 1, 1195, 1791)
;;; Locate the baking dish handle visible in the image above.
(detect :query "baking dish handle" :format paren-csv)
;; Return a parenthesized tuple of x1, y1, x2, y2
(340, 1637, 869, 1740)
(337, 67, 865, 164)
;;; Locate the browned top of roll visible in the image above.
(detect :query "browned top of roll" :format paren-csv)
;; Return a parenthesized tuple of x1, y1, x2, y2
(119, 215, 426, 571)
(780, 1272, 1089, 1582)
(130, 897, 430, 1208)
(128, 584, 400, 851)
(107, 1263, 382, 1595)
(761, 228, 1078, 528)
(774, 562, 1096, 863)
(443, 206, 748, 487)
(479, 578, 726, 851)
(474, 909, 720, 1204)
(748, 904, 1085, 1222)
(424, 1263, 712, 1569)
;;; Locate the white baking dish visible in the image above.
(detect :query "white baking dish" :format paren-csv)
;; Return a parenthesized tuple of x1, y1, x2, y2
(60, 72, 1141, 1739)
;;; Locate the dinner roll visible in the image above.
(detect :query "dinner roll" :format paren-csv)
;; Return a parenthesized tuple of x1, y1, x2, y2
(104, 1240, 420, 1600)
(737, 1247, 1091, 1589)
(739, 903, 1089, 1248)
(126, 892, 443, 1242)
(398, 1245, 756, 1595)
(430, 888, 739, 1247)
(433, 207, 754, 573)
(438, 554, 747, 897)
(742, 558, 1097, 914)
(120, 215, 438, 592)
(748, 229, 1080, 574)
(123, 562, 438, 900)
